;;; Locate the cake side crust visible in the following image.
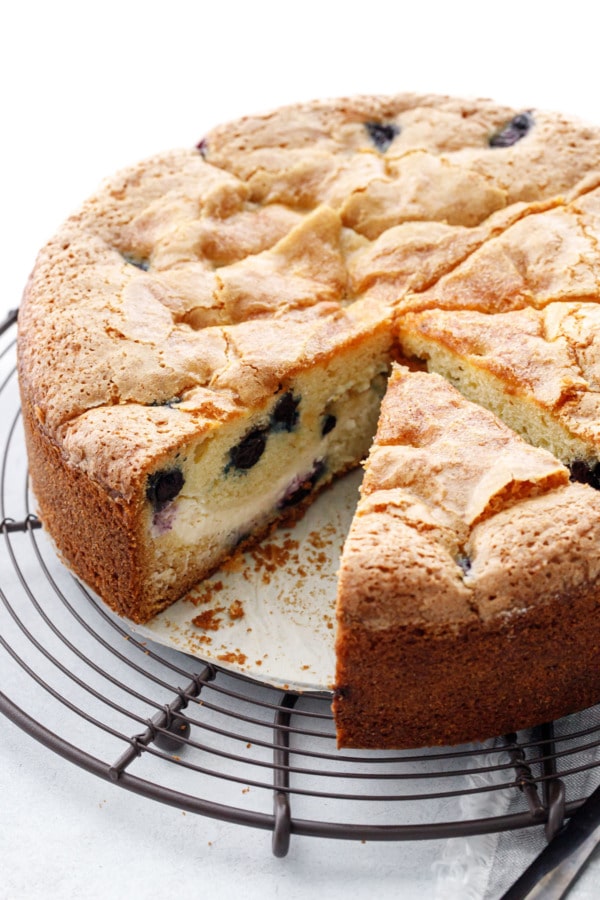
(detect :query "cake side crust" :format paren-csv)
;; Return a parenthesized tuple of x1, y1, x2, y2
(334, 580, 600, 748)
(20, 394, 151, 621)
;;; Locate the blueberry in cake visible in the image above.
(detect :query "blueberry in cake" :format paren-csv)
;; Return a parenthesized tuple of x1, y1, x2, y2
(17, 93, 600, 747)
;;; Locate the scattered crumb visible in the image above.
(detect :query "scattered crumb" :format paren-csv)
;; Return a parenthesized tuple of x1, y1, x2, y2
(242, 787, 250, 794)
(217, 650, 247, 665)
(154, 500, 343, 684)
(313, 551, 328, 567)
(228, 599, 245, 621)
(221, 551, 245, 573)
(192, 607, 225, 631)
(246, 743, 252, 749)
(188, 581, 224, 606)
(308, 530, 327, 549)
(249, 537, 301, 584)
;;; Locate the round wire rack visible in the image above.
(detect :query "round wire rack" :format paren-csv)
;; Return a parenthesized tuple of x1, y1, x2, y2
(3, 307, 600, 857)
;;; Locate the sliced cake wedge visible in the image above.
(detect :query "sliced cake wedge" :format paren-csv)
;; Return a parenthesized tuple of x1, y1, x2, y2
(333, 365, 600, 748)
(397, 302, 600, 478)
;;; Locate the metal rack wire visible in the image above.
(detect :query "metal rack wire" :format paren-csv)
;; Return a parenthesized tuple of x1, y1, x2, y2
(3, 307, 600, 856)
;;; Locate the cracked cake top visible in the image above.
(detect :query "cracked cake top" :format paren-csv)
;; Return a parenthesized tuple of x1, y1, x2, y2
(17, 93, 600, 499)
(337, 364, 600, 630)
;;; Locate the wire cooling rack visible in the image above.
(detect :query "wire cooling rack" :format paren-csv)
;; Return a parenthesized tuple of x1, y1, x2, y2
(3, 308, 600, 856)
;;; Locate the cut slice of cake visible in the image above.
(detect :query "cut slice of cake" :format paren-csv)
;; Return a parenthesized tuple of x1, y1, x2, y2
(333, 365, 600, 748)
(396, 182, 600, 479)
(398, 302, 600, 478)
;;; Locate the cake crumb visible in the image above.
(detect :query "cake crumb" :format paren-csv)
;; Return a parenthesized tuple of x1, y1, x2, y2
(221, 551, 245, 573)
(192, 607, 225, 631)
(249, 537, 301, 583)
(188, 580, 224, 606)
(228, 599, 245, 620)
(217, 650, 247, 665)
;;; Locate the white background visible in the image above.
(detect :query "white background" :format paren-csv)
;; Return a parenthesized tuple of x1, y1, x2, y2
(2, 1, 600, 897)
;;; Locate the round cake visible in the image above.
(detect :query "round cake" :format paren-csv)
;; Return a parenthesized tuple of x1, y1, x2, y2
(17, 93, 600, 748)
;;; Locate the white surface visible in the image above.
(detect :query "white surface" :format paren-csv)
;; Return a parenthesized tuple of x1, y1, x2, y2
(4, 1, 600, 897)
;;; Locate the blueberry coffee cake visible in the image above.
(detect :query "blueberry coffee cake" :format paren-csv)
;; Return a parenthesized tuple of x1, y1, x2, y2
(17, 93, 600, 748)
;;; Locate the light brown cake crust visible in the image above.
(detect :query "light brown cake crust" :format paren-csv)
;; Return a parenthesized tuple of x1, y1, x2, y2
(334, 580, 600, 749)
(17, 92, 600, 746)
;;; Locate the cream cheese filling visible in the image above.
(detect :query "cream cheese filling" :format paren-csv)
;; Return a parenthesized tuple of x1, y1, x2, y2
(154, 441, 328, 544)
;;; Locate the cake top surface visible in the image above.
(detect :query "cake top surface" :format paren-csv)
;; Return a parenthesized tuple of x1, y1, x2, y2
(398, 297, 600, 453)
(364, 366, 569, 528)
(17, 92, 600, 496)
(337, 365, 600, 630)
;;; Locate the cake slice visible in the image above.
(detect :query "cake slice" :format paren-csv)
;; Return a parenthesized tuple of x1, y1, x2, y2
(395, 183, 600, 478)
(333, 365, 600, 748)
(397, 302, 600, 478)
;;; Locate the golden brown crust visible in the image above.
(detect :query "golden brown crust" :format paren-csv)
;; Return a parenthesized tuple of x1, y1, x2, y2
(20, 395, 149, 621)
(203, 93, 600, 221)
(19, 95, 600, 491)
(334, 579, 600, 748)
(400, 184, 600, 316)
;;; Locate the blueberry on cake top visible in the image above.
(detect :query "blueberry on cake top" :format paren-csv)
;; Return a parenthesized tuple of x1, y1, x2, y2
(16, 92, 600, 748)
